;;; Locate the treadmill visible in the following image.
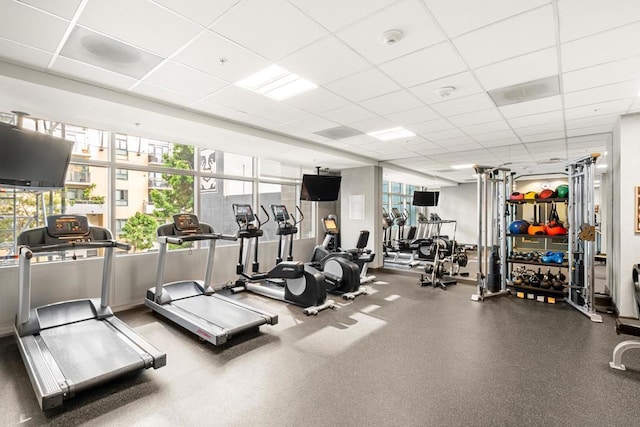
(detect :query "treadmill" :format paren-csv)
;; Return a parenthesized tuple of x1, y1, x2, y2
(145, 214, 278, 346)
(14, 215, 166, 410)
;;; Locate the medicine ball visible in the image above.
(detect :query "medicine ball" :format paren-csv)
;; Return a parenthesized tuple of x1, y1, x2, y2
(524, 191, 538, 200)
(546, 223, 567, 236)
(509, 220, 530, 234)
(510, 192, 524, 201)
(556, 184, 569, 198)
(539, 189, 555, 199)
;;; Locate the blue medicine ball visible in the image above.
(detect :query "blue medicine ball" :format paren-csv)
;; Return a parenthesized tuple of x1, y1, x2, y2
(509, 220, 530, 235)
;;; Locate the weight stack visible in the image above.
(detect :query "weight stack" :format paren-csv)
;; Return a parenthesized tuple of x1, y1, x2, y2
(487, 245, 501, 293)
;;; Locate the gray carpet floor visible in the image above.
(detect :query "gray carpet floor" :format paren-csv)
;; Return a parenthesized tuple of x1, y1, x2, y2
(1, 269, 638, 426)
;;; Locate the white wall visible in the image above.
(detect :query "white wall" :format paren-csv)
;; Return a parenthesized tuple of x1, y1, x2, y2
(435, 183, 477, 246)
(0, 238, 317, 336)
(608, 113, 640, 318)
(339, 165, 383, 268)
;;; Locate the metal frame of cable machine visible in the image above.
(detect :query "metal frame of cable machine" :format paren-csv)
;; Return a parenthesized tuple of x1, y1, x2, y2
(471, 165, 510, 301)
(566, 153, 603, 322)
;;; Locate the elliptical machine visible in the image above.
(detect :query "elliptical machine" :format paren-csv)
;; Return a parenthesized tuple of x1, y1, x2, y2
(309, 215, 369, 300)
(230, 204, 335, 315)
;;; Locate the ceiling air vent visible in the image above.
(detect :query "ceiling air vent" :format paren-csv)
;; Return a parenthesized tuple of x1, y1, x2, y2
(488, 76, 560, 107)
(314, 126, 364, 140)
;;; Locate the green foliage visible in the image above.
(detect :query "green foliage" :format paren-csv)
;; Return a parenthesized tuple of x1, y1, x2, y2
(66, 183, 105, 205)
(119, 212, 157, 252)
(149, 144, 194, 219)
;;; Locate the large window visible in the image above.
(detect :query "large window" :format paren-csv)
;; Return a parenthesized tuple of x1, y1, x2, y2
(0, 114, 313, 263)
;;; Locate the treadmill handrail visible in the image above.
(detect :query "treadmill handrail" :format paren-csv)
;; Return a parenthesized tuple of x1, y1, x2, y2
(20, 240, 130, 253)
(162, 233, 238, 245)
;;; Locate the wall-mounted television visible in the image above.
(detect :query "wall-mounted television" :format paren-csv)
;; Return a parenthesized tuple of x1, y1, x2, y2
(0, 122, 74, 189)
(413, 190, 440, 207)
(300, 174, 341, 202)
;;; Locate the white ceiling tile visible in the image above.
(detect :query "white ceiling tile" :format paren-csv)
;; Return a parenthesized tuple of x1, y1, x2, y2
(430, 93, 495, 116)
(342, 134, 377, 145)
(408, 118, 455, 134)
(52, 56, 138, 90)
(211, 0, 327, 61)
(78, 0, 202, 57)
(379, 42, 467, 87)
(0, 38, 52, 70)
(335, 0, 445, 65)
(279, 35, 370, 85)
(499, 95, 562, 118)
(520, 131, 566, 143)
(558, 0, 640, 42)
(285, 87, 350, 114)
(562, 55, 640, 93)
(320, 103, 379, 124)
(252, 103, 311, 125)
(410, 71, 484, 104)
(325, 68, 401, 102)
(447, 108, 504, 127)
(514, 122, 564, 136)
(508, 110, 564, 128)
(480, 137, 522, 147)
(565, 114, 620, 130)
(437, 139, 480, 149)
(564, 99, 631, 121)
(359, 90, 424, 116)
(566, 125, 614, 138)
(144, 61, 228, 99)
(154, 0, 238, 27)
(290, 0, 396, 32)
(172, 30, 270, 83)
(19, 0, 83, 19)
(422, 128, 466, 141)
(563, 81, 639, 109)
(461, 120, 511, 135)
(424, 0, 550, 38)
(204, 85, 277, 113)
(561, 22, 640, 72)
(474, 47, 558, 90)
(387, 106, 441, 125)
(414, 145, 451, 155)
(131, 82, 199, 106)
(453, 6, 555, 69)
(349, 117, 396, 133)
(0, 1, 68, 52)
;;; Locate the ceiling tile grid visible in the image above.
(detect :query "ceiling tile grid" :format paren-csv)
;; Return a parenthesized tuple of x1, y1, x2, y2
(0, 0, 638, 184)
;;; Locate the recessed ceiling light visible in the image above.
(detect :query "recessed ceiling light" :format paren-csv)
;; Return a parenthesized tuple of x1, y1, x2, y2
(235, 65, 317, 101)
(450, 163, 474, 170)
(368, 127, 415, 141)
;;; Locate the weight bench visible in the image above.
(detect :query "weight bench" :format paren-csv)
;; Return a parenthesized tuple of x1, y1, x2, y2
(610, 264, 640, 370)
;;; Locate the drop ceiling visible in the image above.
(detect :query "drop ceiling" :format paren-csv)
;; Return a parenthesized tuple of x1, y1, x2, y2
(0, 0, 638, 186)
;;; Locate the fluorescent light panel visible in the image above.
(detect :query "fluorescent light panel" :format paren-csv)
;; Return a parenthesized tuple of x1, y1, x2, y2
(235, 65, 317, 101)
(450, 163, 474, 170)
(368, 127, 415, 141)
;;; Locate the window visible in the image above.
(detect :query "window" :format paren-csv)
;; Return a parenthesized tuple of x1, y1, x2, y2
(115, 219, 127, 236)
(116, 169, 128, 180)
(259, 182, 297, 242)
(115, 134, 128, 157)
(200, 178, 253, 245)
(223, 153, 253, 177)
(115, 189, 128, 206)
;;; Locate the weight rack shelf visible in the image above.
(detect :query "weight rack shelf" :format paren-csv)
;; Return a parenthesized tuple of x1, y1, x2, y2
(507, 198, 568, 204)
(507, 282, 567, 297)
(507, 259, 568, 268)
(507, 234, 569, 240)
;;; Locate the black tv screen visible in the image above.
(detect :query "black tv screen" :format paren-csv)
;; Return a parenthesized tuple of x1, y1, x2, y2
(413, 191, 440, 207)
(300, 174, 341, 201)
(0, 122, 74, 189)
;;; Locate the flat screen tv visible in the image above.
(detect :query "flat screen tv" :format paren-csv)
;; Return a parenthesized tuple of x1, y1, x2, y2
(300, 174, 341, 202)
(0, 122, 74, 189)
(413, 190, 440, 207)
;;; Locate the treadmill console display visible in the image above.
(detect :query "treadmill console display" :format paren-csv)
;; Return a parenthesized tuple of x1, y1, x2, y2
(234, 204, 255, 222)
(47, 215, 90, 238)
(271, 205, 289, 222)
(173, 214, 201, 233)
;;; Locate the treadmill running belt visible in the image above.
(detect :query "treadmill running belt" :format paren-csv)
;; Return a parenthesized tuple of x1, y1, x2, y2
(172, 296, 266, 331)
(40, 320, 145, 385)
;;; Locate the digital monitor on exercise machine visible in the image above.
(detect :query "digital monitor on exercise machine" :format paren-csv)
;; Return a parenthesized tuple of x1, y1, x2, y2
(300, 174, 341, 201)
(413, 191, 440, 207)
(323, 218, 338, 234)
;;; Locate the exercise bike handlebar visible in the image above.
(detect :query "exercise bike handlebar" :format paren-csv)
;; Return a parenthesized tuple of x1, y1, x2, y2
(294, 206, 304, 226)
